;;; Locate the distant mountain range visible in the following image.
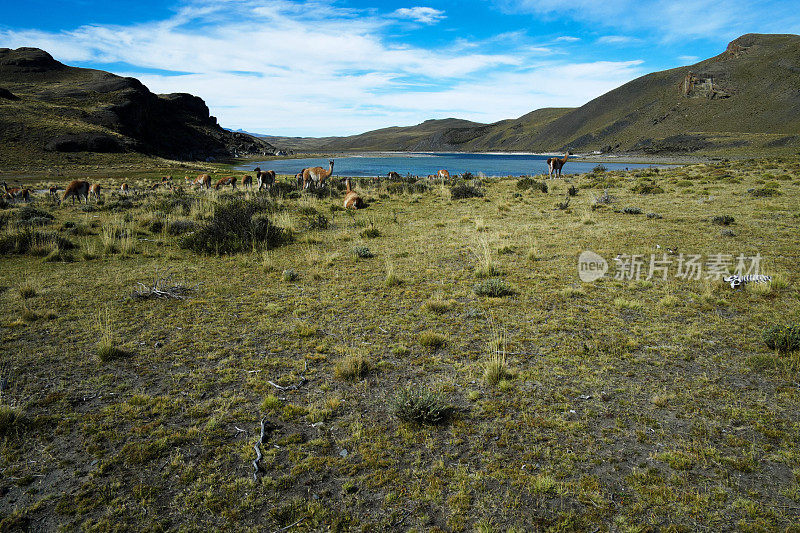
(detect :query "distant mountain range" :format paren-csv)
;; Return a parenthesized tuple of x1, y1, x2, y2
(2, 34, 799, 161)
(261, 33, 800, 155)
(0, 47, 275, 161)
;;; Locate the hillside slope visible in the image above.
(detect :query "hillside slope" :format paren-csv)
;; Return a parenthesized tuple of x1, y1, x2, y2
(525, 33, 800, 153)
(0, 47, 276, 161)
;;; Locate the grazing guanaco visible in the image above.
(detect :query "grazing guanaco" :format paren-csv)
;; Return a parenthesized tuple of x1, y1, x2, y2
(242, 175, 253, 189)
(343, 178, 363, 209)
(187, 173, 212, 189)
(437, 169, 450, 181)
(302, 160, 334, 190)
(295, 169, 308, 190)
(89, 183, 102, 201)
(62, 180, 90, 205)
(214, 176, 237, 190)
(120, 183, 129, 195)
(48, 185, 60, 202)
(255, 168, 276, 191)
(547, 151, 569, 178)
(2, 182, 22, 201)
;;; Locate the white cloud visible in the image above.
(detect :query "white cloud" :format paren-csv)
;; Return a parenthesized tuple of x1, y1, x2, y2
(597, 35, 637, 45)
(678, 55, 699, 63)
(555, 36, 580, 42)
(0, 0, 647, 136)
(393, 6, 446, 24)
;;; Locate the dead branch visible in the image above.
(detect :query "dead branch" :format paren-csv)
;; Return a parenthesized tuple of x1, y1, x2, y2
(271, 516, 307, 533)
(132, 268, 200, 300)
(267, 377, 307, 391)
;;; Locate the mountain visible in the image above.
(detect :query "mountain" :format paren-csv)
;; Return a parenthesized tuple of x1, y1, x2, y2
(262, 33, 800, 155)
(0, 47, 276, 161)
(527, 33, 800, 154)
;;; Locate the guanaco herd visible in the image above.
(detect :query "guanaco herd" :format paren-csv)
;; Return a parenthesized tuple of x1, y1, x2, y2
(3, 152, 571, 211)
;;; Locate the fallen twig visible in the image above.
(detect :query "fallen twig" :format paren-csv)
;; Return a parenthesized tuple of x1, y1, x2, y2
(267, 377, 307, 391)
(131, 268, 200, 300)
(252, 415, 268, 481)
(271, 516, 307, 533)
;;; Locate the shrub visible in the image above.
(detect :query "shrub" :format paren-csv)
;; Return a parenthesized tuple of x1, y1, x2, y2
(592, 164, 608, 174)
(360, 227, 381, 238)
(104, 197, 135, 211)
(450, 184, 484, 200)
(711, 215, 734, 226)
(0, 230, 76, 256)
(0, 405, 23, 436)
(473, 278, 514, 297)
(282, 269, 299, 282)
(179, 199, 291, 254)
(423, 298, 455, 314)
(334, 352, 371, 381)
(298, 206, 329, 230)
(555, 197, 571, 210)
(748, 188, 781, 197)
(16, 206, 54, 223)
(592, 189, 615, 205)
(516, 177, 548, 193)
(393, 386, 452, 425)
(646, 212, 663, 219)
(166, 218, 197, 235)
(418, 331, 447, 351)
(351, 245, 374, 258)
(568, 184, 578, 196)
(631, 180, 664, 194)
(622, 207, 643, 215)
(763, 325, 800, 354)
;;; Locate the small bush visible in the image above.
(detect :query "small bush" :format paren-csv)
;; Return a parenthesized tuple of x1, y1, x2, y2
(16, 206, 54, 223)
(711, 215, 734, 226)
(555, 197, 571, 210)
(282, 269, 299, 282)
(393, 386, 452, 425)
(0, 230, 76, 256)
(179, 199, 291, 255)
(351, 245, 374, 259)
(622, 207, 643, 215)
(748, 188, 781, 197)
(0, 405, 23, 436)
(335, 352, 372, 381)
(423, 299, 455, 314)
(360, 227, 381, 238)
(593, 189, 615, 205)
(298, 206, 329, 230)
(762, 324, 800, 354)
(98, 344, 129, 362)
(418, 331, 447, 351)
(631, 180, 664, 194)
(592, 164, 608, 174)
(166, 219, 197, 236)
(567, 184, 578, 196)
(646, 212, 663, 219)
(19, 284, 36, 299)
(473, 278, 514, 297)
(450, 184, 484, 200)
(516, 178, 548, 193)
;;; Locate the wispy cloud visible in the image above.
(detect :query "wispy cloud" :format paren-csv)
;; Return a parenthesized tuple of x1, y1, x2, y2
(393, 6, 445, 24)
(0, 0, 647, 135)
(597, 35, 638, 45)
(496, 0, 800, 41)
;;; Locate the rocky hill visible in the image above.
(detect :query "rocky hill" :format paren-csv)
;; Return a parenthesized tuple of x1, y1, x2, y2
(0, 47, 276, 161)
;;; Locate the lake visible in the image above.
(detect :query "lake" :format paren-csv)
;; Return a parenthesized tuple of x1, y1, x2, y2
(238, 152, 664, 178)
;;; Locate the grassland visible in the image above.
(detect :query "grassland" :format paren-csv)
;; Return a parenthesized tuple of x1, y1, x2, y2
(1, 158, 799, 531)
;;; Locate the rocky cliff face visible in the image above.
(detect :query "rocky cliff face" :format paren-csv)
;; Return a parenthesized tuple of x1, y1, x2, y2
(0, 47, 275, 160)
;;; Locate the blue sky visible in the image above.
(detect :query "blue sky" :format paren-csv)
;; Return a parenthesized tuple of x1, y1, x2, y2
(2, 0, 799, 136)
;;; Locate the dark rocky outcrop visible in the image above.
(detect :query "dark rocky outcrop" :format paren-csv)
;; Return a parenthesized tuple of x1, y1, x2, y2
(0, 47, 276, 160)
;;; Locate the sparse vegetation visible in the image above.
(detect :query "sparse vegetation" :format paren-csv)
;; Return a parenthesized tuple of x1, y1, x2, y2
(393, 386, 452, 425)
(762, 324, 800, 354)
(1, 157, 799, 531)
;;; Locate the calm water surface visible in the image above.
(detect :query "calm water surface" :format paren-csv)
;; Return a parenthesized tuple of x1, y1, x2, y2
(239, 153, 665, 178)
